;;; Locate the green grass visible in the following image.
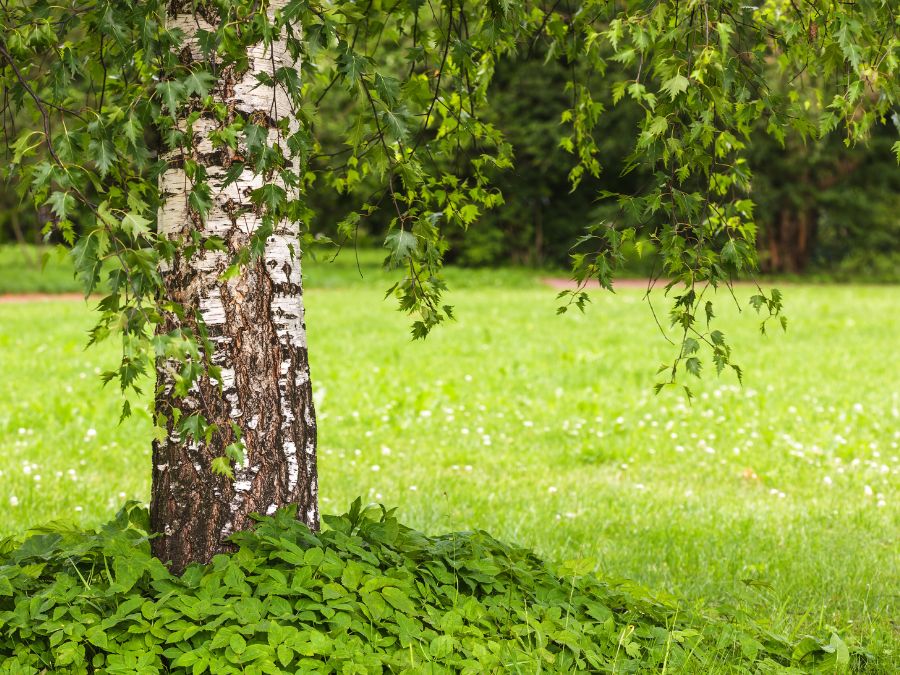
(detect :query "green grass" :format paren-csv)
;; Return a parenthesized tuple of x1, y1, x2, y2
(0, 244, 86, 294)
(0, 250, 897, 666)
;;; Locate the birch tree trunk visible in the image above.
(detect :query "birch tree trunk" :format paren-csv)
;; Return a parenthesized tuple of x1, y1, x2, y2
(153, 1, 317, 573)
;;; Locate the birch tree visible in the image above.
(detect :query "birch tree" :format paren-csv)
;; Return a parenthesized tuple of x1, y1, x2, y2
(151, 0, 318, 570)
(1, 0, 897, 570)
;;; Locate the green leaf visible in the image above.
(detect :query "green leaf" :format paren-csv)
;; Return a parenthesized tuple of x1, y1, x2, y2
(829, 633, 850, 667)
(374, 73, 401, 106)
(685, 357, 702, 378)
(111, 555, 145, 593)
(156, 80, 187, 115)
(70, 234, 103, 295)
(647, 116, 668, 137)
(383, 230, 418, 269)
(277, 643, 292, 667)
(90, 137, 116, 178)
(122, 213, 152, 238)
(430, 634, 455, 658)
(229, 633, 246, 654)
(184, 70, 216, 97)
(337, 49, 367, 85)
(661, 73, 689, 100)
(211, 456, 234, 480)
(381, 586, 417, 614)
(189, 183, 213, 220)
(244, 124, 268, 154)
(253, 184, 287, 213)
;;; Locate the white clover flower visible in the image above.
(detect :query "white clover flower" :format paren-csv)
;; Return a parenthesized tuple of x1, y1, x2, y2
(9, 496, 18, 506)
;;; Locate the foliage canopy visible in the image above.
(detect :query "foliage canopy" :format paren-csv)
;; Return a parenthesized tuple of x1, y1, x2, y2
(1, 0, 897, 405)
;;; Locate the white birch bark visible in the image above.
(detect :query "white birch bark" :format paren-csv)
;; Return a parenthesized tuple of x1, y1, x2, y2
(152, 0, 317, 571)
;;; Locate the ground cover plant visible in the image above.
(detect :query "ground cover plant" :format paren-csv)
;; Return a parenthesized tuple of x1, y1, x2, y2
(1, 255, 897, 670)
(0, 500, 873, 673)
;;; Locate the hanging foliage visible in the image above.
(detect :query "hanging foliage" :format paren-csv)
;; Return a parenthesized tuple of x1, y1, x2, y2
(1, 0, 897, 406)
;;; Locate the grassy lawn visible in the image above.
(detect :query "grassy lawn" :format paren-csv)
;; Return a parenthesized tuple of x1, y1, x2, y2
(0, 251, 897, 664)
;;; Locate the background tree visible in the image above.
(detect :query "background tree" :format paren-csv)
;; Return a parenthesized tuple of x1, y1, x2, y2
(749, 120, 900, 276)
(1, 0, 897, 570)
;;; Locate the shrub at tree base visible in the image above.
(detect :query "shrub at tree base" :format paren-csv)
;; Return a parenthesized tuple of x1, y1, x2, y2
(0, 501, 865, 674)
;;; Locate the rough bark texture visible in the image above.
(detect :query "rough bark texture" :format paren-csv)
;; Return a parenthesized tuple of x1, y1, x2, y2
(153, 0, 317, 573)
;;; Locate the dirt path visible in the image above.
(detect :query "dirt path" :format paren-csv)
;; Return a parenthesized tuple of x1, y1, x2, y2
(0, 293, 90, 304)
(541, 277, 664, 290)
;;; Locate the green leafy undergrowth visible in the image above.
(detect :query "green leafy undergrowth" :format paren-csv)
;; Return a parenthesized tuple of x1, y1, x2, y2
(0, 500, 869, 674)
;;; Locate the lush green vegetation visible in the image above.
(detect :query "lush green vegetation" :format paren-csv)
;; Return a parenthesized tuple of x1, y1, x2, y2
(0, 500, 874, 673)
(1, 254, 897, 669)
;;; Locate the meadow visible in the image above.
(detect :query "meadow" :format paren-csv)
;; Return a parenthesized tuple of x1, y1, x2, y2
(0, 248, 897, 665)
